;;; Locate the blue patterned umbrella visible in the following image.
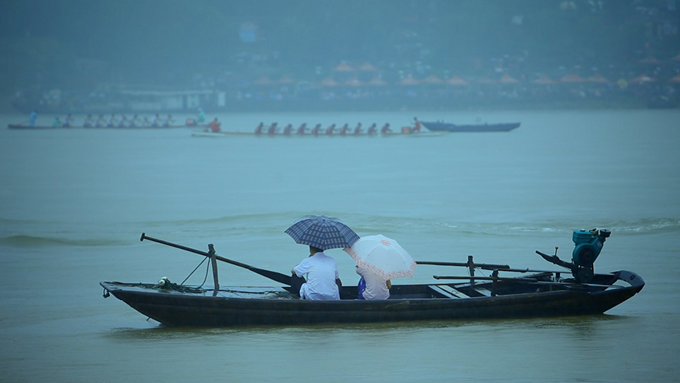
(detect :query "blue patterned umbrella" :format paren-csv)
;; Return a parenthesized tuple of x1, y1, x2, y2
(285, 215, 360, 250)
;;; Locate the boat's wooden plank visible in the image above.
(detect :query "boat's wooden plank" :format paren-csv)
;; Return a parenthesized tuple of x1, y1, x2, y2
(428, 284, 465, 299)
(435, 284, 469, 298)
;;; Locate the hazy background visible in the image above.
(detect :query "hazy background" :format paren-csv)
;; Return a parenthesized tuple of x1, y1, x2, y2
(1, 0, 678, 112)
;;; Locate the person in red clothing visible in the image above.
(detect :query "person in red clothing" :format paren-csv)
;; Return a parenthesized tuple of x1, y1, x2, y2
(209, 118, 221, 132)
(353, 122, 363, 135)
(311, 123, 322, 135)
(325, 123, 336, 135)
(267, 122, 278, 135)
(412, 117, 422, 133)
(339, 123, 349, 136)
(296, 123, 307, 135)
(283, 124, 293, 135)
(254, 122, 264, 134)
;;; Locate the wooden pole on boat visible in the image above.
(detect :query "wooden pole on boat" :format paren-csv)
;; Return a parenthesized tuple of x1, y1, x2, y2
(416, 260, 511, 270)
(416, 260, 563, 275)
(208, 244, 219, 295)
(491, 270, 498, 297)
(468, 256, 476, 287)
(140, 233, 292, 286)
(432, 275, 622, 289)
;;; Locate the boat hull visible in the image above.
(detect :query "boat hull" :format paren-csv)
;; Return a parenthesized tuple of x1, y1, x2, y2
(101, 270, 643, 327)
(191, 130, 447, 138)
(421, 121, 520, 132)
(7, 124, 199, 130)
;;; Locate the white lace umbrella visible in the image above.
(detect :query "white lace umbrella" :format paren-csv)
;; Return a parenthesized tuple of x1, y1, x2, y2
(344, 235, 416, 280)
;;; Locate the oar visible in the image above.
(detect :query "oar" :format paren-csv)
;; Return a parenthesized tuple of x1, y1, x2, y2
(140, 233, 292, 286)
(417, 261, 564, 275)
(432, 275, 622, 289)
(417, 260, 511, 270)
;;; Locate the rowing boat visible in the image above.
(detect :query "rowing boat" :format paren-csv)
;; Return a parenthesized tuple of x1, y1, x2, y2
(191, 130, 447, 138)
(7, 123, 200, 130)
(100, 230, 644, 327)
(421, 121, 520, 132)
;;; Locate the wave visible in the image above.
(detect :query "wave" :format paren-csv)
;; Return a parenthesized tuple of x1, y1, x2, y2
(0, 235, 126, 247)
(321, 216, 680, 237)
(141, 213, 680, 236)
(3, 216, 676, 248)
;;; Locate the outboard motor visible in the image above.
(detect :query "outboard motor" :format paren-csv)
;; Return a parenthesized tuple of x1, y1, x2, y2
(538, 228, 611, 283)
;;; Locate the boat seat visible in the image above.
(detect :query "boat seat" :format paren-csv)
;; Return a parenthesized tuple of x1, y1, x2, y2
(428, 284, 467, 299)
(473, 287, 492, 297)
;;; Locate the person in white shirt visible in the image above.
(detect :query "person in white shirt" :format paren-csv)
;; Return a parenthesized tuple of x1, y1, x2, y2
(356, 264, 391, 300)
(292, 246, 341, 300)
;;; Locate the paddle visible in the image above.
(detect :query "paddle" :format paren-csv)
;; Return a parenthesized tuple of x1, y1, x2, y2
(416, 260, 511, 270)
(417, 260, 563, 275)
(432, 275, 622, 289)
(140, 233, 292, 286)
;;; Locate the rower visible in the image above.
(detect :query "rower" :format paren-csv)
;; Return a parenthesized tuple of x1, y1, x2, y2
(339, 123, 349, 136)
(83, 114, 94, 128)
(380, 123, 391, 134)
(209, 118, 221, 132)
(296, 123, 307, 135)
(62, 114, 73, 128)
(325, 123, 335, 135)
(283, 124, 293, 135)
(311, 123, 322, 135)
(353, 123, 363, 135)
(163, 114, 174, 127)
(106, 114, 116, 127)
(254, 122, 264, 135)
(412, 117, 422, 133)
(367, 123, 377, 135)
(29, 110, 38, 127)
(267, 122, 278, 135)
(118, 115, 128, 127)
(150, 114, 160, 127)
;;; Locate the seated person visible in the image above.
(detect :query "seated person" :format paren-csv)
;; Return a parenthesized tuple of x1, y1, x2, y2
(209, 118, 221, 132)
(311, 123, 322, 135)
(83, 115, 94, 127)
(292, 246, 341, 300)
(62, 114, 73, 127)
(412, 117, 422, 133)
(367, 123, 377, 135)
(356, 264, 391, 300)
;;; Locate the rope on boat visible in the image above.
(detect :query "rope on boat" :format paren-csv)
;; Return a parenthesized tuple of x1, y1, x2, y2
(179, 255, 211, 287)
(153, 253, 212, 294)
(156, 277, 206, 294)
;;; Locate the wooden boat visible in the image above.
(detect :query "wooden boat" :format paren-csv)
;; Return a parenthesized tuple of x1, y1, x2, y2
(100, 231, 644, 327)
(7, 123, 200, 130)
(191, 130, 447, 138)
(421, 121, 520, 132)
